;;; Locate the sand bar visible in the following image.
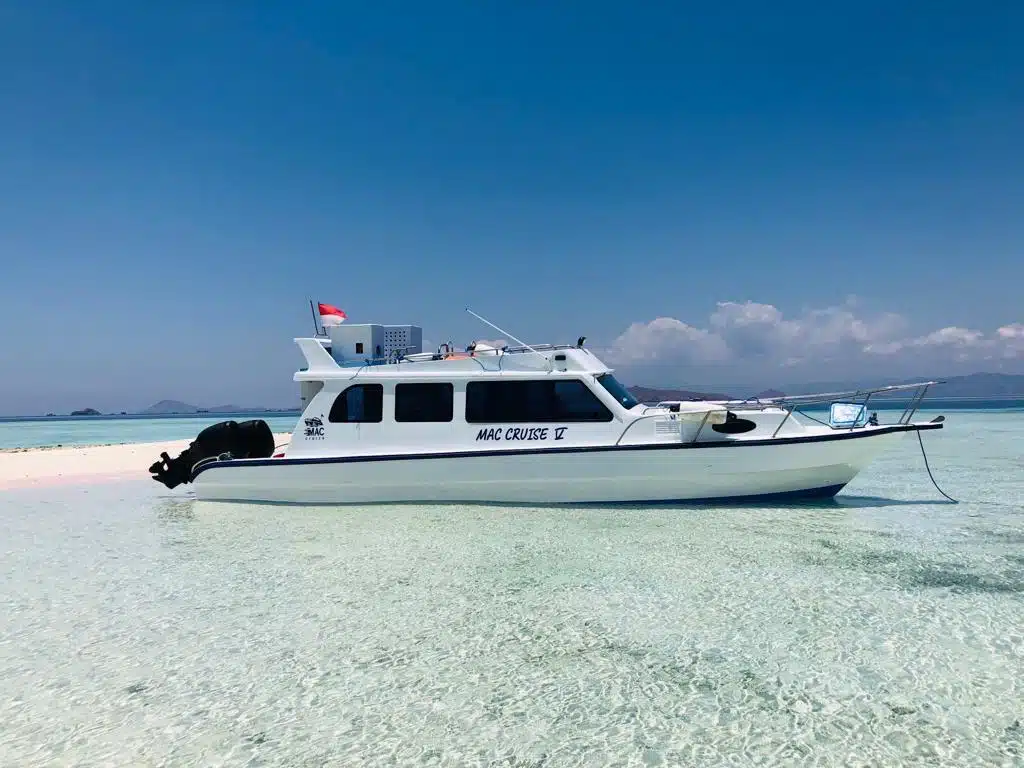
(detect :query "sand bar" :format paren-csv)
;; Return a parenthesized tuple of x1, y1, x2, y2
(0, 434, 292, 491)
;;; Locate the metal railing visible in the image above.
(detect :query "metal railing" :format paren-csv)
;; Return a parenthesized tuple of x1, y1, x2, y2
(638, 381, 942, 438)
(328, 342, 583, 369)
(724, 381, 938, 420)
(751, 381, 941, 435)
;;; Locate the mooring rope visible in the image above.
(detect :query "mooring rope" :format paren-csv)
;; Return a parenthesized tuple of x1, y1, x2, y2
(916, 429, 958, 503)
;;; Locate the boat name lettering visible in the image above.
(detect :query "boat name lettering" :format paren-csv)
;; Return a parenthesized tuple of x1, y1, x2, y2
(303, 415, 325, 439)
(475, 427, 568, 442)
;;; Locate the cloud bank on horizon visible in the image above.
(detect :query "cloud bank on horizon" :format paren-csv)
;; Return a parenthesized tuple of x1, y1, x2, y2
(602, 297, 1023, 387)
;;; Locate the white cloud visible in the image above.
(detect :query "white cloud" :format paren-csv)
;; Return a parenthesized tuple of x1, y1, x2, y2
(703, 300, 907, 363)
(607, 317, 731, 365)
(604, 300, 1022, 373)
(996, 323, 1024, 358)
(864, 326, 991, 359)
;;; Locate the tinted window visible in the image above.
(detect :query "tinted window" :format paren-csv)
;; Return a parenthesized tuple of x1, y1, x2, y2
(465, 380, 613, 423)
(595, 373, 639, 410)
(395, 382, 454, 422)
(328, 384, 383, 423)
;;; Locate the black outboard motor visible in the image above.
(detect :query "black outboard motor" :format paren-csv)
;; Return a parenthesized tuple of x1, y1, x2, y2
(149, 419, 276, 489)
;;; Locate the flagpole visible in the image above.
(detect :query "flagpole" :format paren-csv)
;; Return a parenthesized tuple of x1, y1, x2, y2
(309, 299, 322, 336)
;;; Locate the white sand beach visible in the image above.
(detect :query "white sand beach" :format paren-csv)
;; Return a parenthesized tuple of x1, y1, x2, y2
(0, 434, 292, 490)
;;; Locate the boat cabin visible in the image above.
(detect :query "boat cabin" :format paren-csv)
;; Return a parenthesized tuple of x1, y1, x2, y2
(289, 323, 656, 457)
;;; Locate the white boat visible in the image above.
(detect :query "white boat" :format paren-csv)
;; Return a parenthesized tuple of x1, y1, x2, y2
(150, 311, 946, 505)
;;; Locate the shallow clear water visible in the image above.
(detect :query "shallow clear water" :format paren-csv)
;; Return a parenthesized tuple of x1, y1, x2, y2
(0, 414, 300, 450)
(1, 403, 1018, 451)
(1, 412, 1022, 766)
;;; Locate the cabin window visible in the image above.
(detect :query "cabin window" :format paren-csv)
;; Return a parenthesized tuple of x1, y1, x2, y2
(328, 384, 383, 423)
(395, 382, 454, 422)
(595, 373, 639, 409)
(465, 380, 613, 423)
(355, 342, 364, 354)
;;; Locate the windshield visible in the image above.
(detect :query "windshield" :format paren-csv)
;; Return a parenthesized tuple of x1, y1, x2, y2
(596, 373, 639, 410)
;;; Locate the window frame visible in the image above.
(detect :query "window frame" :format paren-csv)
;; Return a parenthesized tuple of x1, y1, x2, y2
(327, 383, 383, 423)
(595, 373, 639, 410)
(465, 379, 614, 424)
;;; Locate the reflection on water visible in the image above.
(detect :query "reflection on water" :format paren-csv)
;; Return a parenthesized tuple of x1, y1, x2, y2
(0, 413, 1022, 766)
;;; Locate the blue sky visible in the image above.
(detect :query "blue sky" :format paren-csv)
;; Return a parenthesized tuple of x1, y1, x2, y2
(1, 1, 1022, 413)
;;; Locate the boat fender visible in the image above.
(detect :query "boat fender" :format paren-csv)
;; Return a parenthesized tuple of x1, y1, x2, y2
(711, 411, 757, 435)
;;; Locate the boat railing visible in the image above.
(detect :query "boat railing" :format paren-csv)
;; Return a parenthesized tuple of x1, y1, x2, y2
(722, 380, 938, 414)
(746, 381, 941, 435)
(641, 380, 941, 437)
(332, 343, 583, 368)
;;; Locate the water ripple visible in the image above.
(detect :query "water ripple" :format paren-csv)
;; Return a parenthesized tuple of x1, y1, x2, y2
(1, 412, 1022, 766)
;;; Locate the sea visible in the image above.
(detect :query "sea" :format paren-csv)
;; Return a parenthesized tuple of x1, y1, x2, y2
(0, 400, 1021, 451)
(1, 404, 1022, 766)
(0, 412, 303, 451)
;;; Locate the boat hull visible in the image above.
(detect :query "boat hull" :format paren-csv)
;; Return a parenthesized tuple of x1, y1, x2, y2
(191, 424, 936, 505)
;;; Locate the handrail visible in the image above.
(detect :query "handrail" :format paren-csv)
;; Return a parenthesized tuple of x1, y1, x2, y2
(898, 382, 935, 425)
(752, 381, 939, 431)
(619, 380, 942, 445)
(721, 380, 942, 407)
(615, 413, 666, 445)
(615, 407, 724, 445)
(691, 411, 712, 444)
(321, 343, 582, 369)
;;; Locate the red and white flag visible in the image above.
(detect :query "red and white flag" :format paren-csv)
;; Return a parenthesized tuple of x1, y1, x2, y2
(318, 302, 347, 326)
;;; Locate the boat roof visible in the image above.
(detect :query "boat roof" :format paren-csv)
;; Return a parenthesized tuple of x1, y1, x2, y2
(293, 338, 613, 381)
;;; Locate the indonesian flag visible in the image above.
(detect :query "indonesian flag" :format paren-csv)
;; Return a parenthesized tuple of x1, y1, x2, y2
(318, 302, 347, 326)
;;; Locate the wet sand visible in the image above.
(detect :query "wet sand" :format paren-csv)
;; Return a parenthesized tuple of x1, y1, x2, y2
(0, 434, 291, 490)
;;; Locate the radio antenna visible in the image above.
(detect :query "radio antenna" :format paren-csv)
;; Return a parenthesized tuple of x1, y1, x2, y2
(465, 308, 551, 365)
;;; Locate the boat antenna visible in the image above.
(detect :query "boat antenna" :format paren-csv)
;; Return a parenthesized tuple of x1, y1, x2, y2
(465, 308, 550, 365)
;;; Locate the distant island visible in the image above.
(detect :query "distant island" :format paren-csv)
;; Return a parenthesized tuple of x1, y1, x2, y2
(19, 371, 1024, 419)
(140, 400, 297, 415)
(50, 401, 298, 418)
(626, 372, 1024, 403)
(627, 385, 785, 402)
(909, 372, 1024, 399)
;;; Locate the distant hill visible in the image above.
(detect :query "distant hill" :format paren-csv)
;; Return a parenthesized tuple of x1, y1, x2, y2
(626, 373, 1024, 404)
(141, 400, 255, 415)
(628, 385, 736, 402)
(131, 372, 1022, 418)
(924, 373, 1024, 399)
(142, 400, 201, 414)
(783, 372, 1024, 400)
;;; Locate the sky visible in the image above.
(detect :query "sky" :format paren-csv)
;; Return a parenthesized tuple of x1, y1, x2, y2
(1, 1, 1022, 414)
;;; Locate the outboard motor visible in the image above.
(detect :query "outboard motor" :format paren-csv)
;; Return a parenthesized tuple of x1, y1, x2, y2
(148, 419, 276, 489)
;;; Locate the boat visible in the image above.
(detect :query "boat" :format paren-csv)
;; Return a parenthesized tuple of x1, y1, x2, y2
(148, 310, 946, 505)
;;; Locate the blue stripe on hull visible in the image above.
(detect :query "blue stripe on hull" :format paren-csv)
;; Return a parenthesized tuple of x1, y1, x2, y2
(194, 483, 849, 507)
(594, 482, 848, 506)
(191, 422, 942, 480)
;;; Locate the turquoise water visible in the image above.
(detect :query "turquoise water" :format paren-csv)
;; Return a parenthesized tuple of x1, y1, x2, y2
(1, 412, 1022, 766)
(0, 403, 1018, 450)
(0, 413, 301, 449)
